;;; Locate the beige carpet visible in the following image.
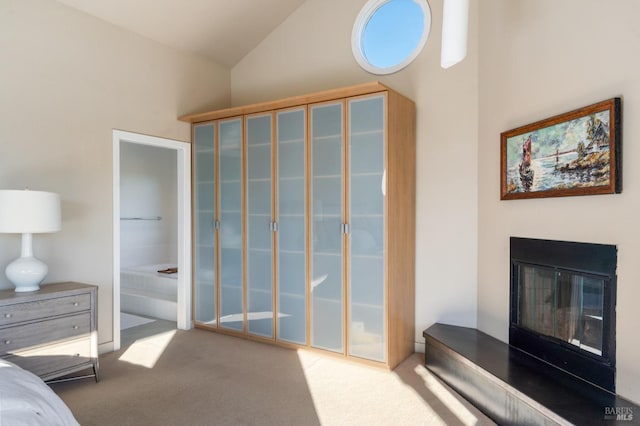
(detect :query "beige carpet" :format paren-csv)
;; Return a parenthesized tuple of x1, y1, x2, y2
(51, 329, 495, 426)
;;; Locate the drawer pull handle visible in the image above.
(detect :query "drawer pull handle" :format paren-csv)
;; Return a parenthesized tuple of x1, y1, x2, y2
(4, 313, 11, 318)
(73, 325, 79, 329)
(4, 340, 11, 345)
(73, 302, 79, 307)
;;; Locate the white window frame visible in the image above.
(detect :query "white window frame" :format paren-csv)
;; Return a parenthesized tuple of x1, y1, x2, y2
(351, 0, 431, 75)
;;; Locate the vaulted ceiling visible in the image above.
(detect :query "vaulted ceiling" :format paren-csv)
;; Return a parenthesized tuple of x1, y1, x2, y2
(55, 0, 308, 67)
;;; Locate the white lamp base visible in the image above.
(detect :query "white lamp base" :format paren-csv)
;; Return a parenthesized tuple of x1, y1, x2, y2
(5, 233, 48, 292)
(6, 256, 47, 292)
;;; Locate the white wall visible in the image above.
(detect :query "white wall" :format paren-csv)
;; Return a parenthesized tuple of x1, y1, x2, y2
(120, 142, 177, 269)
(478, 0, 640, 403)
(232, 0, 480, 350)
(0, 0, 230, 347)
(234, 0, 640, 403)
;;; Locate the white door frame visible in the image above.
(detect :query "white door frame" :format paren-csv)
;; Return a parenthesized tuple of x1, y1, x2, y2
(112, 129, 192, 351)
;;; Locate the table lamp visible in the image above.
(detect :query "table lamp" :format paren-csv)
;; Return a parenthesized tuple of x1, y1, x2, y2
(0, 189, 61, 292)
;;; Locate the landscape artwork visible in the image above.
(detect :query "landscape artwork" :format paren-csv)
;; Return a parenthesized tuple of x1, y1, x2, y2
(500, 98, 621, 200)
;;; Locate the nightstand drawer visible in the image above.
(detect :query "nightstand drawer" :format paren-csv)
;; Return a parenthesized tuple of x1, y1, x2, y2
(0, 282, 98, 382)
(4, 337, 92, 378)
(0, 294, 90, 326)
(0, 312, 91, 356)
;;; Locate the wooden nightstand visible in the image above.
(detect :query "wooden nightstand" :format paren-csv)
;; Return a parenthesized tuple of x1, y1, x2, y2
(0, 282, 99, 382)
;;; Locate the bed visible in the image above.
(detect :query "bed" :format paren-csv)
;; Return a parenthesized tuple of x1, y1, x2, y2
(0, 359, 79, 425)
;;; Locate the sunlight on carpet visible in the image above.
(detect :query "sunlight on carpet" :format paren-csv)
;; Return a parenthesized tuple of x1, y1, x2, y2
(412, 364, 479, 425)
(296, 350, 431, 424)
(294, 350, 485, 426)
(119, 330, 176, 368)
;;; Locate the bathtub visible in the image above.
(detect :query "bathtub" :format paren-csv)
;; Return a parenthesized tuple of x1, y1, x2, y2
(120, 263, 177, 322)
(124, 263, 178, 280)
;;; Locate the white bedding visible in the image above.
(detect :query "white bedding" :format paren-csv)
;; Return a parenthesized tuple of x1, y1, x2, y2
(0, 359, 79, 426)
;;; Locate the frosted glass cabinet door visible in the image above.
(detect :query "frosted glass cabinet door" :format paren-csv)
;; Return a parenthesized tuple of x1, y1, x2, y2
(246, 114, 273, 338)
(310, 102, 344, 353)
(276, 108, 306, 345)
(218, 118, 244, 331)
(193, 123, 216, 324)
(347, 95, 386, 361)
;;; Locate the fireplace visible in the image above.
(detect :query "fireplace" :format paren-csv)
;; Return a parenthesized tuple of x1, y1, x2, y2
(510, 237, 617, 393)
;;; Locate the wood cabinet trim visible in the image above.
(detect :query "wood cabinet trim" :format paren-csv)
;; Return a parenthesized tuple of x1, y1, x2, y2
(191, 83, 415, 369)
(179, 82, 391, 123)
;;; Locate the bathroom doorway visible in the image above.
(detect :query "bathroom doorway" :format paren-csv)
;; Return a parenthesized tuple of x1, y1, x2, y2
(112, 130, 191, 351)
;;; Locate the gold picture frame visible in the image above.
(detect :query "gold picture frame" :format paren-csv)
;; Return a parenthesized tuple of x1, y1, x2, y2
(501, 98, 621, 200)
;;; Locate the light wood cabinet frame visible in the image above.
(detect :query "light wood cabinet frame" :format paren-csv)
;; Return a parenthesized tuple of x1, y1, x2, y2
(184, 82, 415, 369)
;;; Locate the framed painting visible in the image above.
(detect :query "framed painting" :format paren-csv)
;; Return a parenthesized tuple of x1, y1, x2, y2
(500, 98, 621, 200)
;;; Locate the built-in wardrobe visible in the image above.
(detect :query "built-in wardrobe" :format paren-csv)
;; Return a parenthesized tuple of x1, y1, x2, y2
(180, 82, 415, 368)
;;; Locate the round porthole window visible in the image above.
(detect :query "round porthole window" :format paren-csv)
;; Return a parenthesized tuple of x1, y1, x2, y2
(352, 0, 431, 75)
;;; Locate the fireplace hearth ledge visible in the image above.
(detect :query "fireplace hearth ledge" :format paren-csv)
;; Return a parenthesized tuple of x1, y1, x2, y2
(423, 323, 639, 425)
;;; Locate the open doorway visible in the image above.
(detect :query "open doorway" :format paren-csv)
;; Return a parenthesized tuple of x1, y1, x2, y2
(112, 130, 191, 351)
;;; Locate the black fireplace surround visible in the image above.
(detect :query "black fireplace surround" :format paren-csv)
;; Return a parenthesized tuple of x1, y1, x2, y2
(510, 237, 617, 393)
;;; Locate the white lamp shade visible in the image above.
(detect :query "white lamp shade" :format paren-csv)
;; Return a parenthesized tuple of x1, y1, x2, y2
(441, 0, 469, 69)
(0, 190, 61, 233)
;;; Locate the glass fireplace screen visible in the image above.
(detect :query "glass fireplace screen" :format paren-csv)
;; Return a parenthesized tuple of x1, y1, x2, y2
(517, 264, 605, 356)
